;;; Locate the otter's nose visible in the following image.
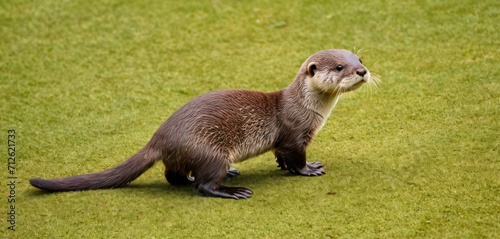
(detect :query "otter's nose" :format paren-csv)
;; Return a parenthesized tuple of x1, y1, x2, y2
(356, 69, 367, 77)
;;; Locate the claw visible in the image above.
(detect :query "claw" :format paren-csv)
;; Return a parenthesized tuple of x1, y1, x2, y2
(198, 184, 253, 199)
(307, 162, 324, 169)
(288, 162, 326, 176)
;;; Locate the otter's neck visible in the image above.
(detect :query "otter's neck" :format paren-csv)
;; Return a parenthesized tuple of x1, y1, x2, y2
(285, 75, 341, 120)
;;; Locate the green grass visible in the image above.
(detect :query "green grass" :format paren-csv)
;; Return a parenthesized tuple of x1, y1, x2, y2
(1, 0, 498, 238)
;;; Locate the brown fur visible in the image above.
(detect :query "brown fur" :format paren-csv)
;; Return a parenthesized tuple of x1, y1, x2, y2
(30, 49, 370, 199)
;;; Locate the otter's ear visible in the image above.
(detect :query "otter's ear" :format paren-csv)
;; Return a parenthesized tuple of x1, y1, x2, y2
(307, 62, 317, 77)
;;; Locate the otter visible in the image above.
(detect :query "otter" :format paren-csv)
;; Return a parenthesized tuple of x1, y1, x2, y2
(30, 49, 371, 199)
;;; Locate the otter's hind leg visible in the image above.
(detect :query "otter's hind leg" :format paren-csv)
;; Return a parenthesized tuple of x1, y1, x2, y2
(165, 170, 194, 185)
(166, 166, 240, 186)
(194, 159, 252, 199)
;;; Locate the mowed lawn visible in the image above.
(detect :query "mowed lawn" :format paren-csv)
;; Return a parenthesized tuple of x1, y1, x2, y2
(1, 0, 498, 238)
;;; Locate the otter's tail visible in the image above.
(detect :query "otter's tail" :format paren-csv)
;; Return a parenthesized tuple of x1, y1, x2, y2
(29, 146, 160, 192)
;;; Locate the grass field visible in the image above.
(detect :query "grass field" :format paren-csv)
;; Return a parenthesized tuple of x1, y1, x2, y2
(1, 0, 498, 238)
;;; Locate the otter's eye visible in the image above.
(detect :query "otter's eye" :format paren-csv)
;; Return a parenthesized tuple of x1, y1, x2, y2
(335, 65, 343, 71)
(359, 59, 363, 64)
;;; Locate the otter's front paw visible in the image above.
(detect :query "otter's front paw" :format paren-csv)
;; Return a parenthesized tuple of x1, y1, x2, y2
(288, 162, 326, 176)
(306, 162, 324, 169)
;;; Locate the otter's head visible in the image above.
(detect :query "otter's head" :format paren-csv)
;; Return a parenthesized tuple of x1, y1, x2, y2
(303, 49, 370, 94)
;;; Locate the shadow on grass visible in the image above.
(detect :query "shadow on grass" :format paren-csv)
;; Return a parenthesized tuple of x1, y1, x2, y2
(125, 168, 292, 197)
(25, 168, 294, 198)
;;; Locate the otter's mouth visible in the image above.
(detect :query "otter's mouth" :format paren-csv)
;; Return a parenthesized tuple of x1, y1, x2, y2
(353, 80, 365, 87)
(347, 80, 365, 91)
